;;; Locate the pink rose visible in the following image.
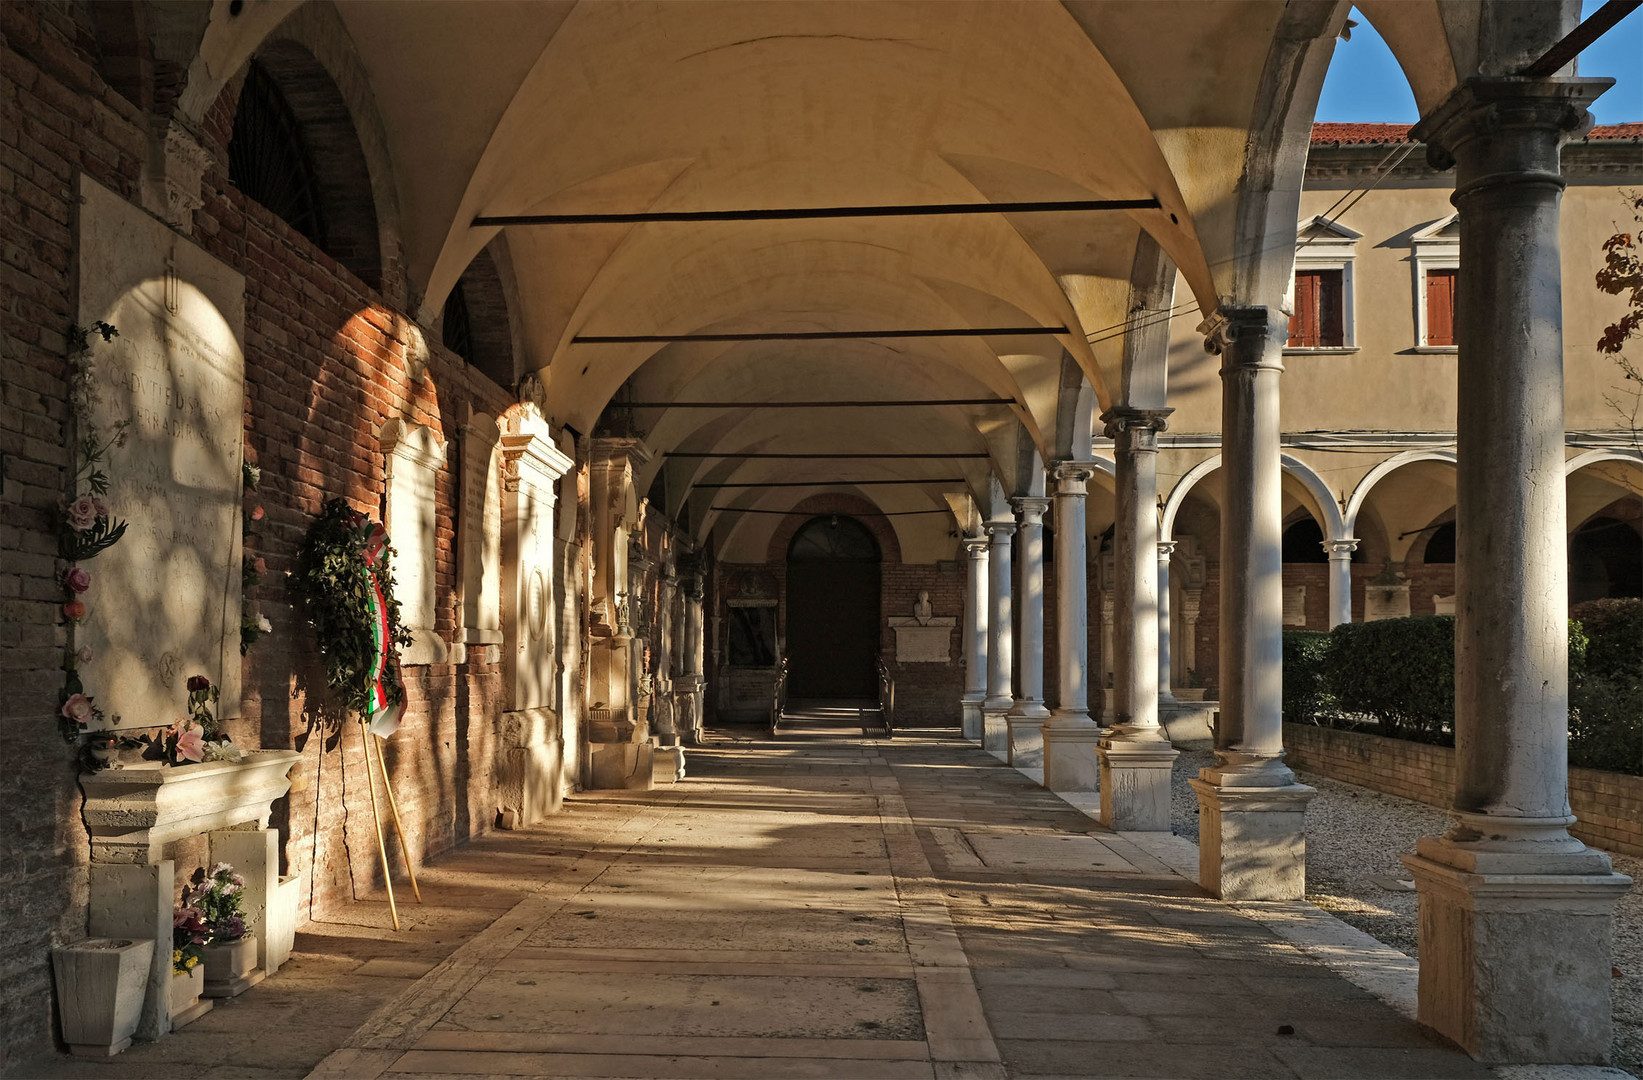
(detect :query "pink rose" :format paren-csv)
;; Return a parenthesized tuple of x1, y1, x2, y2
(172, 719, 206, 762)
(65, 496, 98, 530)
(61, 693, 93, 725)
(253, 557, 267, 575)
(250, 506, 265, 521)
(91, 496, 109, 519)
(62, 566, 91, 594)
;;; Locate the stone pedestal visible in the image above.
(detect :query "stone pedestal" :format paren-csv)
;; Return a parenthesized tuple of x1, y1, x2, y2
(1099, 743, 1177, 831)
(80, 751, 298, 1040)
(1190, 776, 1315, 900)
(202, 935, 259, 998)
(52, 938, 154, 1057)
(981, 704, 1011, 754)
(1402, 839, 1630, 1063)
(498, 724, 564, 829)
(1006, 715, 1044, 767)
(1042, 724, 1103, 792)
(961, 698, 984, 742)
(167, 966, 210, 1030)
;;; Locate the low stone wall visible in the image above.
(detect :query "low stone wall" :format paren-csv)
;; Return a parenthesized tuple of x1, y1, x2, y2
(1283, 722, 1643, 858)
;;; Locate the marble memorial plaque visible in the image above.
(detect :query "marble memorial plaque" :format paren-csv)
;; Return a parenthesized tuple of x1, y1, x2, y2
(459, 411, 502, 649)
(1432, 594, 1456, 616)
(1282, 585, 1307, 626)
(1365, 584, 1411, 622)
(75, 176, 245, 729)
(887, 618, 956, 662)
(381, 419, 446, 664)
(501, 413, 575, 711)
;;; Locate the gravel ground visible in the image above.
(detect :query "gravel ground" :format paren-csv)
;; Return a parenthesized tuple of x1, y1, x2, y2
(1169, 749, 1642, 1076)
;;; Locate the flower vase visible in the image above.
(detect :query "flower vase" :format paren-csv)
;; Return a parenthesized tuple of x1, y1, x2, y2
(168, 964, 211, 1028)
(201, 933, 258, 998)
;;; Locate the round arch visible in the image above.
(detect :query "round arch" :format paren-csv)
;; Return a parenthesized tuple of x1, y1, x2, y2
(1344, 448, 1459, 536)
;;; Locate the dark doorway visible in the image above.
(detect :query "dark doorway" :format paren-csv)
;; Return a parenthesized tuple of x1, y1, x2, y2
(786, 515, 881, 699)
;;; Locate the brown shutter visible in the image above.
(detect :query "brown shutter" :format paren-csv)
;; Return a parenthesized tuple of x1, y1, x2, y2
(1426, 268, 1456, 346)
(1289, 271, 1319, 347)
(1317, 269, 1344, 346)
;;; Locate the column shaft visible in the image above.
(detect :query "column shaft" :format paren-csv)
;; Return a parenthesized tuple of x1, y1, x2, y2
(1400, 76, 1628, 1065)
(1157, 542, 1177, 701)
(961, 536, 989, 741)
(1327, 540, 1358, 628)
(1007, 497, 1052, 765)
(1043, 463, 1102, 792)
(981, 520, 1016, 752)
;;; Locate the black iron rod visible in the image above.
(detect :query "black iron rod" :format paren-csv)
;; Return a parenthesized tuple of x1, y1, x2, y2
(694, 478, 967, 488)
(707, 506, 954, 516)
(1521, 0, 1639, 76)
(617, 398, 1013, 409)
(573, 326, 1066, 344)
(474, 197, 1160, 227)
(666, 452, 989, 459)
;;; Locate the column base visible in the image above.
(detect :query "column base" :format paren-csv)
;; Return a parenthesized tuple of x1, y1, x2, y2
(1097, 738, 1178, 831)
(981, 701, 1011, 753)
(1041, 714, 1102, 792)
(961, 697, 985, 742)
(1189, 775, 1315, 899)
(1402, 836, 1631, 1064)
(1006, 701, 1050, 766)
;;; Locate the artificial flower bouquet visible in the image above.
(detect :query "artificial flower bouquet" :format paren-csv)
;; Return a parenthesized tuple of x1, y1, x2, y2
(140, 675, 245, 766)
(188, 863, 251, 944)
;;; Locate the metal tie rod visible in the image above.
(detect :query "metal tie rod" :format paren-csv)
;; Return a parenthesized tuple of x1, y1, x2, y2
(574, 326, 1067, 344)
(617, 398, 1014, 408)
(474, 197, 1160, 227)
(694, 478, 968, 488)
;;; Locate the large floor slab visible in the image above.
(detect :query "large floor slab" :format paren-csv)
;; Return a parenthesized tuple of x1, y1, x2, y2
(23, 724, 1494, 1080)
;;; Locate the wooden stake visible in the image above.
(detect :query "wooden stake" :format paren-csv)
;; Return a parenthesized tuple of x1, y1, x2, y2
(372, 732, 421, 903)
(359, 721, 400, 931)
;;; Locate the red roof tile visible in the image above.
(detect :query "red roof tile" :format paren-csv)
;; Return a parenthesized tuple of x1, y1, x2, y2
(1310, 121, 1641, 145)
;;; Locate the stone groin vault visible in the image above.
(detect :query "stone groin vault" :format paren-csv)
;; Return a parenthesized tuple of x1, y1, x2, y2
(2, 0, 1638, 1071)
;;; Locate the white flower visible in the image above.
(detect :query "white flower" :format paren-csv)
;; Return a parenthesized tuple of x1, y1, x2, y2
(257, 614, 272, 633)
(204, 741, 245, 764)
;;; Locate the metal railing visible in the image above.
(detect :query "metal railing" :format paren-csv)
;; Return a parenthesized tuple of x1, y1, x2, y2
(874, 660, 896, 739)
(769, 655, 789, 736)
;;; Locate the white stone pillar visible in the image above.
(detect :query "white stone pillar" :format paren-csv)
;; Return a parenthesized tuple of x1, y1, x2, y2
(1157, 540, 1178, 704)
(960, 534, 990, 741)
(1189, 308, 1315, 897)
(1043, 462, 1102, 791)
(1400, 76, 1629, 1065)
(981, 518, 1016, 752)
(682, 575, 705, 744)
(1006, 496, 1052, 766)
(1326, 538, 1358, 628)
(1097, 408, 1178, 830)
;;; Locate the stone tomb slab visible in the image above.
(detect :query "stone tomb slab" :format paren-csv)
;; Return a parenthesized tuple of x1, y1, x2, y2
(75, 175, 246, 730)
(520, 895, 905, 953)
(962, 832, 1140, 873)
(432, 971, 923, 1040)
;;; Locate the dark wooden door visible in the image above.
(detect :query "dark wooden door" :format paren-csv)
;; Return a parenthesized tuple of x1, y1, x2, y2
(785, 515, 881, 699)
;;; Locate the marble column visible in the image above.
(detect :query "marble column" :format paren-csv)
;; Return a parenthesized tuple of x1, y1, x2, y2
(1097, 408, 1178, 830)
(1006, 496, 1052, 766)
(1325, 538, 1357, 628)
(682, 576, 705, 744)
(981, 518, 1016, 752)
(1400, 76, 1629, 1065)
(1042, 462, 1102, 791)
(1189, 308, 1315, 895)
(1156, 540, 1178, 704)
(961, 535, 990, 741)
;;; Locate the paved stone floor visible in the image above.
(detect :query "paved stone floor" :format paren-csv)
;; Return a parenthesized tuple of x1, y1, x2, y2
(20, 725, 1498, 1080)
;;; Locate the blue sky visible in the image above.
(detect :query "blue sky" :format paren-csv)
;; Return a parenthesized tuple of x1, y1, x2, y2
(1317, 3, 1642, 126)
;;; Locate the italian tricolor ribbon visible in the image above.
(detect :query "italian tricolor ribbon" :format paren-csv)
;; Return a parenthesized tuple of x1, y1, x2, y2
(362, 522, 405, 738)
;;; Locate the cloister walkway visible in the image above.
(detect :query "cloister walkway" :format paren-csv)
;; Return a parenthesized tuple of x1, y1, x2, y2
(29, 727, 1490, 1080)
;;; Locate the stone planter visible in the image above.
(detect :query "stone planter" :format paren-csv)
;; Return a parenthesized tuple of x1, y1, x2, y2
(168, 964, 211, 1028)
(202, 933, 259, 998)
(1174, 688, 1208, 702)
(51, 937, 154, 1057)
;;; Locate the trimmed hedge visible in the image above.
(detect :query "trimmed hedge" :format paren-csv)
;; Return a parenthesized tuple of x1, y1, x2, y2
(1281, 602, 1642, 775)
(1569, 598, 1643, 775)
(1282, 631, 1334, 725)
(1323, 615, 1455, 743)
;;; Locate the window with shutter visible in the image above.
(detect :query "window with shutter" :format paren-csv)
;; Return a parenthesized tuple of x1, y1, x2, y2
(1287, 269, 1344, 348)
(1425, 268, 1456, 347)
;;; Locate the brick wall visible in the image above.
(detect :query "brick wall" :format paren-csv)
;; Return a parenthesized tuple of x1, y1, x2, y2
(881, 561, 963, 726)
(1, 5, 146, 1068)
(1283, 722, 1643, 858)
(0, 6, 525, 1067)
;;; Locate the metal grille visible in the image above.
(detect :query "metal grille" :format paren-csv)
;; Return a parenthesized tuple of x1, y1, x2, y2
(442, 281, 473, 363)
(228, 59, 325, 243)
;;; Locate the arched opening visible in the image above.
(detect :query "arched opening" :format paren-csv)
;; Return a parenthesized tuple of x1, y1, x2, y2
(442, 247, 515, 388)
(228, 44, 382, 289)
(1570, 515, 1643, 602)
(1281, 517, 1329, 563)
(1422, 521, 1456, 564)
(785, 515, 880, 700)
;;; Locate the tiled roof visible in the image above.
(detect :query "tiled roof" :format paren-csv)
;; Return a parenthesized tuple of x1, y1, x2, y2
(1310, 121, 1642, 145)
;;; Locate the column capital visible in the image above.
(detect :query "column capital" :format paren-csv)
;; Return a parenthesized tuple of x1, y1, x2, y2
(1100, 406, 1172, 441)
(1157, 540, 1178, 559)
(1051, 459, 1097, 492)
(1198, 306, 1286, 368)
(962, 533, 991, 556)
(1411, 76, 1610, 175)
(985, 519, 1017, 539)
(1011, 495, 1052, 527)
(1325, 537, 1360, 559)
